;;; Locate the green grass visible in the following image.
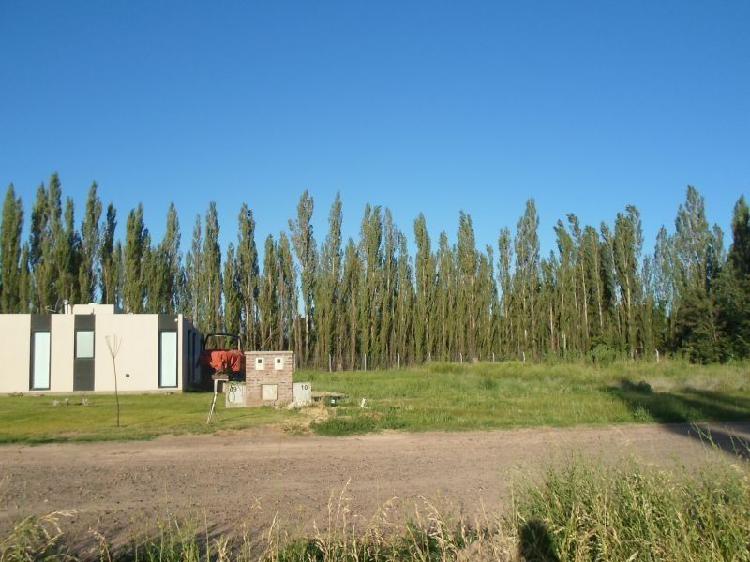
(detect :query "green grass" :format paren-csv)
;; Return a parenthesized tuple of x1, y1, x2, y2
(3, 458, 749, 561)
(0, 392, 296, 444)
(298, 360, 750, 435)
(2, 360, 748, 444)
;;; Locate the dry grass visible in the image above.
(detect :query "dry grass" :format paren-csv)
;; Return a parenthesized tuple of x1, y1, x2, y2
(2, 454, 749, 561)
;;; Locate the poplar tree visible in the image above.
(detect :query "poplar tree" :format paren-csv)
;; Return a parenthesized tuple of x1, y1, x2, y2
(58, 198, 82, 304)
(160, 203, 182, 313)
(30, 178, 58, 311)
(497, 227, 513, 356)
(394, 232, 414, 365)
(202, 202, 222, 332)
(100, 203, 118, 305)
(612, 205, 643, 357)
(258, 235, 279, 348)
(277, 233, 298, 353)
(413, 214, 435, 362)
(237, 203, 260, 349)
(341, 239, 361, 368)
(358, 205, 383, 367)
(435, 232, 455, 360)
(145, 204, 181, 313)
(184, 215, 203, 324)
(79, 183, 102, 303)
(381, 209, 398, 366)
(0, 185, 23, 312)
(124, 204, 148, 313)
(515, 200, 540, 359)
(315, 194, 342, 368)
(223, 243, 241, 340)
(289, 191, 317, 363)
(456, 212, 478, 359)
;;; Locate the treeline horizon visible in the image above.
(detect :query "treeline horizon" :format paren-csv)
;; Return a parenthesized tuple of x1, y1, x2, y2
(1, 172, 748, 367)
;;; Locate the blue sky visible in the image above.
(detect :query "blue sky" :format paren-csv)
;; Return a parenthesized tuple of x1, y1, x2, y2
(1, 1, 748, 258)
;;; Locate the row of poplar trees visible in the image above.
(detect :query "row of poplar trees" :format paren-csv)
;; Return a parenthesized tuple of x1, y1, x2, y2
(1, 173, 748, 367)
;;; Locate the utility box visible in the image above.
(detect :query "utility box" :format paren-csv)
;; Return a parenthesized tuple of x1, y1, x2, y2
(245, 350, 294, 407)
(292, 382, 312, 407)
(225, 381, 247, 408)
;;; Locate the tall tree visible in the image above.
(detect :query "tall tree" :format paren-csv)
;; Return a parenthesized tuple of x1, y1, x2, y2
(258, 235, 279, 349)
(715, 197, 750, 359)
(413, 214, 435, 362)
(223, 243, 241, 340)
(0, 185, 23, 312)
(277, 233, 298, 354)
(57, 197, 82, 304)
(674, 186, 712, 295)
(79, 183, 102, 303)
(289, 191, 317, 363)
(340, 239, 361, 368)
(100, 203, 118, 305)
(184, 215, 203, 323)
(124, 204, 149, 313)
(612, 205, 643, 357)
(515, 200, 540, 359)
(315, 194, 343, 368)
(202, 202, 222, 332)
(237, 204, 260, 349)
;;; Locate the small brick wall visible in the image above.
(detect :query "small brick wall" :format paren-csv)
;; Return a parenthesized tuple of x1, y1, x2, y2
(244, 350, 294, 407)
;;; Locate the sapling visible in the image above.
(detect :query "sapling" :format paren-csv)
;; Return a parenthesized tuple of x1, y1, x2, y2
(105, 335, 123, 427)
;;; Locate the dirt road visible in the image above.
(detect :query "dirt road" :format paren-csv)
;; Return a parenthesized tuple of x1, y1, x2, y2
(1, 423, 748, 548)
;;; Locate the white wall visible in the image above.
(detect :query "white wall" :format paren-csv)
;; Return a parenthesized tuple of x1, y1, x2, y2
(0, 313, 193, 394)
(0, 315, 30, 392)
(95, 314, 170, 392)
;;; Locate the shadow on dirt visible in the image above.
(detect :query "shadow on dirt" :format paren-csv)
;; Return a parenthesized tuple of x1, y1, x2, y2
(607, 380, 750, 459)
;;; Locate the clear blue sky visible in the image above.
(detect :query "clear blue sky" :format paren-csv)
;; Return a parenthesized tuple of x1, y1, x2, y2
(1, 1, 748, 257)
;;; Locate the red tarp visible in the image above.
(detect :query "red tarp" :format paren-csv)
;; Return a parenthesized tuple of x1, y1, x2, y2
(200, 349, 245, 374)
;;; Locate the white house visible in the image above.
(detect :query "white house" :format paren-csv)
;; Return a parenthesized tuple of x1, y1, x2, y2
(0, 304, 202, 394)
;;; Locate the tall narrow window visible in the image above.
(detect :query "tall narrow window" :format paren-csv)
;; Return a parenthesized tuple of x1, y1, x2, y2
(31, 332, 51, 390)
(159, 331, 177, 388)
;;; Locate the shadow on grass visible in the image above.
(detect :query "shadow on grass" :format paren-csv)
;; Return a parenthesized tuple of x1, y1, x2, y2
(518, 519, 560, 562)
(607, 379, 750, 459)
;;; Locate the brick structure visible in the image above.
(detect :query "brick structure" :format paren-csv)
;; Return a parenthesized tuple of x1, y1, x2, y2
(244, 350, 294, 407)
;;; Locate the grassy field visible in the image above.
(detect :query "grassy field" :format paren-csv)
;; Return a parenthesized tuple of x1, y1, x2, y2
(1, 360, 748, 443)
(0, 392, 295, 444)
(301, 360, 750, 435)
(3, 458, 749, 561)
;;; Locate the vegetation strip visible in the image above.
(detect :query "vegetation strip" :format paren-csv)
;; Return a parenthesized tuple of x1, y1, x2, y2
(1, 361, 748, 443)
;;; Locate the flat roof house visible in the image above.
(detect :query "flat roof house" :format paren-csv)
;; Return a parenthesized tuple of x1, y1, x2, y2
(0, 304, 202, 394)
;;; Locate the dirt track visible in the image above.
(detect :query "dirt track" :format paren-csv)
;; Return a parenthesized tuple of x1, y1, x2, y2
(1, 423, 748, 548)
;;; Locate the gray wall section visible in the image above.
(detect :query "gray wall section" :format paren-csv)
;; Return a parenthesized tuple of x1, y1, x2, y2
(73, 315, 95, 391)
